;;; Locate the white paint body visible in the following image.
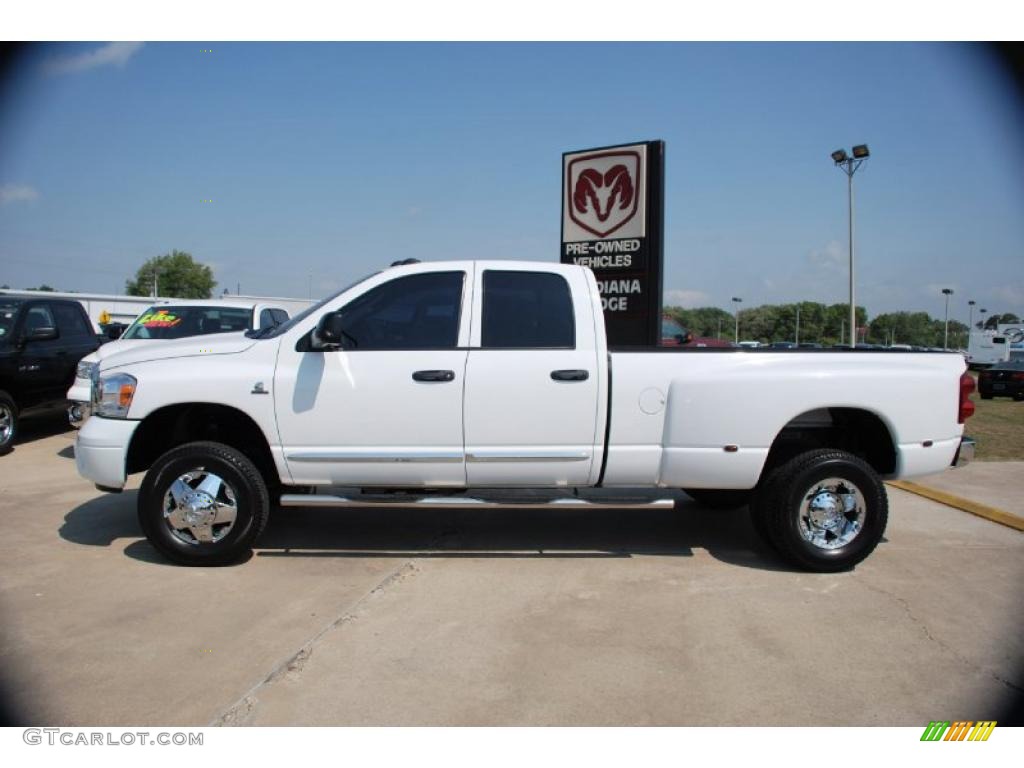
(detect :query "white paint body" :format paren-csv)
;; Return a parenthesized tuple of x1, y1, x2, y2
(75, 261, 968, 492)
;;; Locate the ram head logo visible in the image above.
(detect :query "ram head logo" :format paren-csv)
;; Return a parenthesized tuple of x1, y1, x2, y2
(567, 150, 642, 238)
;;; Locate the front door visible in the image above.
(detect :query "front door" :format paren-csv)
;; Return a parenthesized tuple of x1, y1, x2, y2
(274, 268, 471, 487)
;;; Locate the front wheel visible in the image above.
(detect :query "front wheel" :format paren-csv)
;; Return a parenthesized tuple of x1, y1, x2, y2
(138, 441, 270, 566)
(0, 390, 17, 455)
(750, 449, 887, 572)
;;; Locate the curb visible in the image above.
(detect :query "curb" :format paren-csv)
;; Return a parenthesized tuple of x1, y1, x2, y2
(886, 480, 1024, 532)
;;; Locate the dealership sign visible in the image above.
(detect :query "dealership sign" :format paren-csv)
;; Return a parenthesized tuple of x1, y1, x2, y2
(561, 141, 665, 346)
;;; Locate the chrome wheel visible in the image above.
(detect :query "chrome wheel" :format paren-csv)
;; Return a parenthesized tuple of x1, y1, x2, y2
(0, 404, 13, 446)
(798, 477, 865, 550)
(162, 469, 238, 546)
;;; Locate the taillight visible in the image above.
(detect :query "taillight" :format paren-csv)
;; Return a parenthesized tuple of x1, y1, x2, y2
(958, 371, 975, 424)
(1013, 372, 1024, 382)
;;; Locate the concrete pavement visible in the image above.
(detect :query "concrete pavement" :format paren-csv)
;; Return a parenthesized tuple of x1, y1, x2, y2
(1, 417, 1021, 726)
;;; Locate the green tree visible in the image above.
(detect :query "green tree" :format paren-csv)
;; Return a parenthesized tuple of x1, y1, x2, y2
(32, 284, 56, 292)
(984, 313, 1021, 329)
(125, 250, 215, 299)
(663, 306, 735, 339)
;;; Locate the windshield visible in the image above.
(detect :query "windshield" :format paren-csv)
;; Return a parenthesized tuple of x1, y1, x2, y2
(250, 272, 380, 339)
(0, 300, 24, 340)
(122, 305, 254, 340)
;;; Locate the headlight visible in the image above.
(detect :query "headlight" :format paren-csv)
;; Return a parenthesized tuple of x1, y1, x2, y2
(77, 361, 97, 380)
(95, 373, 137, 418)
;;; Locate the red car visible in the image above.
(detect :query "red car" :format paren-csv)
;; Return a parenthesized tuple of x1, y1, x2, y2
(661, 314, 733, 348)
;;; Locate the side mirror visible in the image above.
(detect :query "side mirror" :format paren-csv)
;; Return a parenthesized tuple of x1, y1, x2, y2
(104, 325, 124, 340)
(311, 312, 347, 351)
(23, 326, 59, 343)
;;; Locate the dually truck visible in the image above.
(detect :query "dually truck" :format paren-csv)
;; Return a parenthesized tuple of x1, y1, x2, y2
(74, 260, 976, 571)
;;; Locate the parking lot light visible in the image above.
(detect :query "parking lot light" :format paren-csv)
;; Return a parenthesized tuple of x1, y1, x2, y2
(942, 288, 954, 349)
(732, 297, 742, 344)
(830, 144, 870, 347)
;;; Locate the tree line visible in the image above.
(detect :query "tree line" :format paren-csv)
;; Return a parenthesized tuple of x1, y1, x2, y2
(664, 302, 1020, 348)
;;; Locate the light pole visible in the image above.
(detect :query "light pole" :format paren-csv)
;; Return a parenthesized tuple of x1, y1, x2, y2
(942, 288, 953, 349)
(732, 297, 742, 344)
(831, 144, 870, 348)
(979, 308, 988, 332)
(968, 299, 976, 331)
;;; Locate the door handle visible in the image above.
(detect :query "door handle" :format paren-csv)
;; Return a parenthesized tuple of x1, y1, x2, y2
(551, 369, 589, 381)
(412, 369, 455, 382)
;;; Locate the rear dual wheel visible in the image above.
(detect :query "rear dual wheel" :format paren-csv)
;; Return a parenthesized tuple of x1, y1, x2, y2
(750, 449, 888, 572)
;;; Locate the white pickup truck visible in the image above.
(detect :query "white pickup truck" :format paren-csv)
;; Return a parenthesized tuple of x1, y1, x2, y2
(75, 260, 976, 571)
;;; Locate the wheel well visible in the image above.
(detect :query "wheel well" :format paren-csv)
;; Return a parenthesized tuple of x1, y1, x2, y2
(126, 404, 277, 484)
(761, 407, 897, 482)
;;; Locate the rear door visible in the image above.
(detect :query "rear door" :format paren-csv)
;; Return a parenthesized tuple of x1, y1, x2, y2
(463, 267, 602, 487)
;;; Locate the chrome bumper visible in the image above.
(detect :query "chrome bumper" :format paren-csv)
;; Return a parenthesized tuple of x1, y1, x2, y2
(68, 401, 91, 429)
(952, 436, 975, 468)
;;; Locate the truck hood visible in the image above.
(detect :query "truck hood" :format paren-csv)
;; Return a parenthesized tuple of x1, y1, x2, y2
(99, 332, 258, 371)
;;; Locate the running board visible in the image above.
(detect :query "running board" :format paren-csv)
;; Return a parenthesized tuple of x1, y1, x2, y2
(279, 495, 676, 510)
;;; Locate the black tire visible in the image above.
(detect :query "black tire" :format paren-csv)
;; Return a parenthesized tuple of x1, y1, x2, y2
(0, 390, 17, 455)
(1014, 391, 1024, 402)
(138, 441, 270, 566)
(683, 488, 751, 510)
(750, 449, 887, 572)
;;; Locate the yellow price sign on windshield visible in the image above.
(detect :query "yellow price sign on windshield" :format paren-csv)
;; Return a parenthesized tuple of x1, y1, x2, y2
(99, 310, 111, 325)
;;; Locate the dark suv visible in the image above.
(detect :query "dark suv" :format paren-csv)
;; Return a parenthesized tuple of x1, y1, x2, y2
(0, 297, 100, 452)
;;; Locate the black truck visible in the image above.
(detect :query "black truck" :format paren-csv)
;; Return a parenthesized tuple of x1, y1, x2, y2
(0, 297, 100, 453)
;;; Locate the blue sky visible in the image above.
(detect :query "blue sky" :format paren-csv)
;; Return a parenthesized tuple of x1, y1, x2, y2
(1, 42, 1022, 322)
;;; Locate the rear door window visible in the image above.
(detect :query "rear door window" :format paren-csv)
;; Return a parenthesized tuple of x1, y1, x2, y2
(481, 271, 574, 349)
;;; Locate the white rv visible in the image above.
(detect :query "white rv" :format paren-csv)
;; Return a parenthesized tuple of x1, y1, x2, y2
(966, 330, 1010, 369)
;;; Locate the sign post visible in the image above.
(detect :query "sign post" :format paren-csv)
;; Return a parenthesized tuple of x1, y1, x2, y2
(561, 140, 665, 346)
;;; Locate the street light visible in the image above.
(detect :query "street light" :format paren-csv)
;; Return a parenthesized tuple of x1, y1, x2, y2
(980, 307, 988, 331)
(831, 143, 870, 347)
(732, 297, 742, 344)
(941, 288, 954, 349)
(967, 299, 976, 331)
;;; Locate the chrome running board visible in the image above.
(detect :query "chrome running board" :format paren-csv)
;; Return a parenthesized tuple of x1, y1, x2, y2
(279, 495, 676, 510)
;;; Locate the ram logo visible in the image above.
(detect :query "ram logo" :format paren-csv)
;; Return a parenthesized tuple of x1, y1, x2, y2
(567, 150, 641, 238)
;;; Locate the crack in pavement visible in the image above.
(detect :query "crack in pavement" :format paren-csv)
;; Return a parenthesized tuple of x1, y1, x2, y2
(854, 575, 1023, 696)
(211, 560, 420, 726)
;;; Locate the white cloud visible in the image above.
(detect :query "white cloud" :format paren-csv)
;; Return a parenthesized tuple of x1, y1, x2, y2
(0, 184, 39, 205)
(991, 282, 1024, 310)
(664, 289, 710, 308)
(43, 42, 144, 76)
(808, 240, 844, 271)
